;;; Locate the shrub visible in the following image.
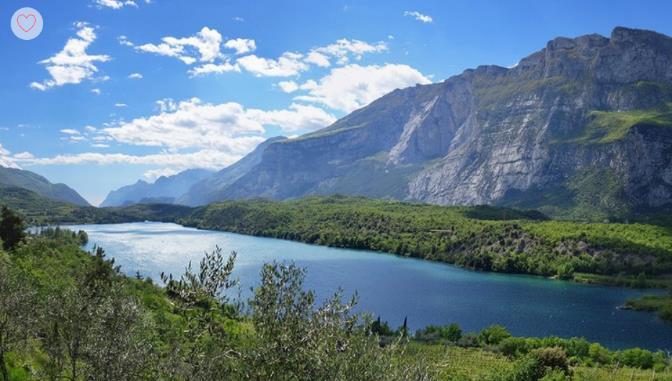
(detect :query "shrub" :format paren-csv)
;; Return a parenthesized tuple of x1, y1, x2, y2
(480, 324, 512, 346)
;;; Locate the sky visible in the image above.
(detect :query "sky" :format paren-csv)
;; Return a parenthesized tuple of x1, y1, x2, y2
(1, 0, 671, 205)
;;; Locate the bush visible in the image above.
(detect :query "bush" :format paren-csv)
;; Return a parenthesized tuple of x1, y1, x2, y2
(480, 324, 512, 346)
(414, 323, 462, 343)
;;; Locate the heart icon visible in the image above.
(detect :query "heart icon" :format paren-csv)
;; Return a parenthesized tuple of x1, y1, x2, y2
(17, 13, 37, 32)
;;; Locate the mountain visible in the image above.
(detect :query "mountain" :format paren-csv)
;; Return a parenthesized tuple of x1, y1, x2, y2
(0, 166, 90, 206)
(100, 169, 213, 207)
(197, 27, 672, 220)
(177, 136, 287, 206)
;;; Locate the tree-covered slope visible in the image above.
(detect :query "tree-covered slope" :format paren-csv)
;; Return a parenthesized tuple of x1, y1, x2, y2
(0, 166, 89, 206)
(180, 196, 672, 283)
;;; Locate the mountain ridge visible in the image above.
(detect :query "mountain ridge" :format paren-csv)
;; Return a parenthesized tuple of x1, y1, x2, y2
(100, 168, 213, 207)
(0, 166, 90, 206)
(185, 26, 672, 220)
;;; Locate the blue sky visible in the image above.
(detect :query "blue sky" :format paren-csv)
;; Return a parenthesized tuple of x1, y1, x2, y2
(1, 0, 671, 205)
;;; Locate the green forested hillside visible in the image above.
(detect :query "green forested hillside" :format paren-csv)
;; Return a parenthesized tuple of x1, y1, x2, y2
(0, 167, 90, 206)
(182, 196, 672, 284)
(0, 186, 192, 225)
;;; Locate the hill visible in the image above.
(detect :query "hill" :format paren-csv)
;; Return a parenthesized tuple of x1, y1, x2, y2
(0, 166, 89, 206)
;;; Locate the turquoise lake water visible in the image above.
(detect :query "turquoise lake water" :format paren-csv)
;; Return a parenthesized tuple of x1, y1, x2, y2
(68, 221, 672, 351)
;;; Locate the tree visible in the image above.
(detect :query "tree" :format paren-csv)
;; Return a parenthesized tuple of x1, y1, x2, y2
(479, 324, 512, 346)
(0, 256, 35, 381)
(41, 246, 153, 381)
(160, 247, 239, 380)
(0, 207, 25, 251)
(245, 262, 429, 381)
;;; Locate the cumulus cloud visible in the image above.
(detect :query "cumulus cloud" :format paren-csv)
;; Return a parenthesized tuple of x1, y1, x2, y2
(308, 39, 388, 66)
(102, 97, 335, 151)
(94, 0, 137, 9)
(30, 22, 110, 91)
(134, 27, 223, 64)
(404, 11, 433, 23)
(188, 62, 240, 76)
(304, 51, 330, 67)
(15, 149, 245, 174)
(237, 52, 308, 77)
(248, 103, 336, 132)
(237, 38, 388, 77)
(0, 144, 20, 169)
(278, 80, 299, 93)
(224, 38, 256, 55)
(115, 103, 127, 107)
(294, 64, 431, 113)
(128, 72, 143, 79)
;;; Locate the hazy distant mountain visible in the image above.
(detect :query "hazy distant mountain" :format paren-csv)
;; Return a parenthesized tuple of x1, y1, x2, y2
(100, 169, 213, 207)
(177, 136, 287, 206)
(0, 166, 89, 206)
(192, 27, 672, 220)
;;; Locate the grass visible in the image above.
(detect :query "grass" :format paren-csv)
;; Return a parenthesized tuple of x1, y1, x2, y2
(404, 344, 672, 381)
(556, 103, 672, 145)
(625, 295, 672, 322)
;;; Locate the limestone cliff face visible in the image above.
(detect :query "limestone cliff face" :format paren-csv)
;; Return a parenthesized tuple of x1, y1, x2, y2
(212, 27, 672, 218)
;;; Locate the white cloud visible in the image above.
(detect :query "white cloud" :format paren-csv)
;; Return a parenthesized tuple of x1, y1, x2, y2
(309, 39, 387, 66)
(84, 125, 97, 132)
(60, 129, 87, 143)
(232, 16, 245, 22)
(118, 35, 134, 47)
(91, 88, 101, 95)
(91, 143, 110, 148)
(237, 52, 307, 77)
(224, 38, 256, 55)
(134, 27, 223, 64)
(294, 63, 431, 113)
(278, 80, 299, 93)
(115, 103, 127, 107)
(128, 72, 143, 79)
(17, 149, 247, 174)
(144, 167, 180, 181)
(404, 11, 433, 23)
(155, 98, 177, 113)
(31, 22, 110, 91)
(188, 62, 240, 76)
(94, 0, 150, 9)
(0, 144, 20, 169)
(102, 97, 334, 151)
(94, 0, 137, 9)
(248, 103, 336, 132)
(304, 51, 331, 67)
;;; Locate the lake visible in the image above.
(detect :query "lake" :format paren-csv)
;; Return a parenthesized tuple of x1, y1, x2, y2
(68, 221, 672, 351)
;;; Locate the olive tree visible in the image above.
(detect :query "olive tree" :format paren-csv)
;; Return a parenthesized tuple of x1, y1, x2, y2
(0, 254, 36, 381)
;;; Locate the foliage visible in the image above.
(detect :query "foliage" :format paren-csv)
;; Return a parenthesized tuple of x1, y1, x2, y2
(0, 256, 36, 381)
(180, 196, 672, 282)
(625, 295, 672, 322)
(1, 207, 670, 380)
(0, 206, 25, 251)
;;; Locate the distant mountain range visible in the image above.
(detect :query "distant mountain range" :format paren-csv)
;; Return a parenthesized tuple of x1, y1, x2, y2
(100, 169, 213, 207)
(0, 166, 89, 206)
(100, 27, 672, 220)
